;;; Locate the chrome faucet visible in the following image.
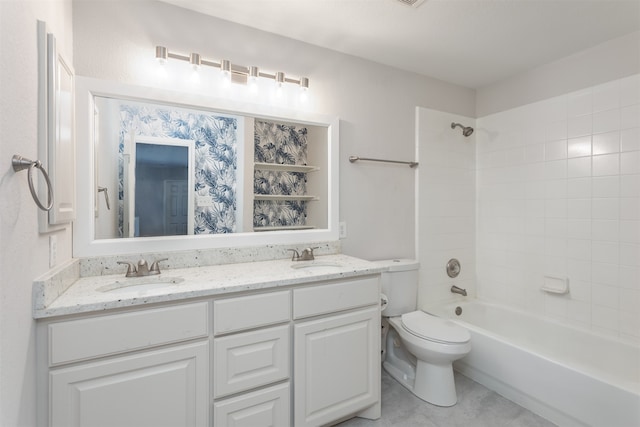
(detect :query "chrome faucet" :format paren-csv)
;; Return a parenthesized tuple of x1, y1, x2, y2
(288, 247, 317, 261)
(117, 258, 168, 277)
(137, 259, 149, 276)
(451, 285, 467, 296)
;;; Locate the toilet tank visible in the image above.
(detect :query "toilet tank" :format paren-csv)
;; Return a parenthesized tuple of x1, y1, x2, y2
(374, 259, 420, 317)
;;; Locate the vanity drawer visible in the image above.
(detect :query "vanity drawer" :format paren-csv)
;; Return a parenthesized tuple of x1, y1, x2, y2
(293, 276, 379, 319)
(214, 382, 290, 427)
(49, 302, 209, 366)
(213, 290, 290, 335)
(213, 324, 290, 398)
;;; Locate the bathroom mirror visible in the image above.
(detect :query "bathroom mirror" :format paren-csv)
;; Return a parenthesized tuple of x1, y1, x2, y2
(75, 76, 338, 257)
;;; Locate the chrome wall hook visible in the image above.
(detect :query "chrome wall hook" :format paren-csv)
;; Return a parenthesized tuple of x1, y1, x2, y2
(12, 154, 53, 211)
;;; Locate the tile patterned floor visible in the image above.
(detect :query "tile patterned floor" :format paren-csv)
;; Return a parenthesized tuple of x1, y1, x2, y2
(335, 370, 557, 427)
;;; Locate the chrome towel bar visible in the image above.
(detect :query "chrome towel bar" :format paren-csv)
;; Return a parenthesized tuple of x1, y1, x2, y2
(348, 155, 418, 168)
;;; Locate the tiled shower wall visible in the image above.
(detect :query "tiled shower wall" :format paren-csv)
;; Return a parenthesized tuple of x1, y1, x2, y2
(417, 108, 476, 310)
(476, 74, 640, 342)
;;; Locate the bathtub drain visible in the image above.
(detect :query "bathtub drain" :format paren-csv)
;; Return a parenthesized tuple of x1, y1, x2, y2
(455, 306, 462, 316)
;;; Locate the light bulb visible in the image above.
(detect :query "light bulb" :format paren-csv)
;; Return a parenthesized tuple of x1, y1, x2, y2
(190, 69, 200, 84)
(220, 60, 232, 85)
(299, 77, 309, 102)
(156, 64, 168, 81)
(155, 46, 168, 81)
(248, 66, 259, 94)
(275, 72, 285, 88)
(274, 72, 285, 98)
(187, 53, 201, 85)
(299, 88, 308, 103)
(155, 46, 168, 65)
(189, 53, 201, 71)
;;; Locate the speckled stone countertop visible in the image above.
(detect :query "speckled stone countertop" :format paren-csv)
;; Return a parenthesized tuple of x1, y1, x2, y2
(34, 254, 384, 319)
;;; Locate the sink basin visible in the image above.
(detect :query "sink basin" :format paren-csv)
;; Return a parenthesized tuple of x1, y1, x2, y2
(96, 277, 185, 294)
(290, 262, 343, 271)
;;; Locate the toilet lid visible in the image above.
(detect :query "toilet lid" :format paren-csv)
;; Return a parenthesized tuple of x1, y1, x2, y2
(401, 311, 470, 344)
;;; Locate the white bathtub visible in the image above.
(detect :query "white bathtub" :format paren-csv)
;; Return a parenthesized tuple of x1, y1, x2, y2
(427, 300, 640, 427)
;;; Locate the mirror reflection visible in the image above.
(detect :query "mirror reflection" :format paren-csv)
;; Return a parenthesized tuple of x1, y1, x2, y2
(92, 95, 329, 241)
(130, 138, 193, 237)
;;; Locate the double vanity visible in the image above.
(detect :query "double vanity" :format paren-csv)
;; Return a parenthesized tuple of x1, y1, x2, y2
(33, 73, 364, 426)
(34, 252, 384, 427)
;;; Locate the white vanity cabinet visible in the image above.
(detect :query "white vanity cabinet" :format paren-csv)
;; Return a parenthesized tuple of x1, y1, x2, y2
(39, 302, 210, 427)
(37, 268, 382, 427)
(293, 276, 381, 427)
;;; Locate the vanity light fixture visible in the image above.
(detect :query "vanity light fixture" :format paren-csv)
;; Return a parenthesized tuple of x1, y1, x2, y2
(188, 53, 202, 84)
(155, 46, 168, 65)
(154, 45, 310, 92)
(274, 71, 285, 97)
(249, 65, 259, 81)
(299, 76, 310, 102)
(300, 77, 309, 91)
(248, 65, 259, 93)
(155, 46, 169, 80)
(220, 59, 231, 82)
(189, 53, 201, 70)
(275, 71, 285, 87)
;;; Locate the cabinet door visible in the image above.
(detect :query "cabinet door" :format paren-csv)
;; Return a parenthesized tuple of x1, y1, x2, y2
(294, 306, 380, 427)
(49, 341, 208, 427)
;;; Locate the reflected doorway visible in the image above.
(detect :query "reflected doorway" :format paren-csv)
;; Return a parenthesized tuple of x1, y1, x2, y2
(124, 137, 195, 237)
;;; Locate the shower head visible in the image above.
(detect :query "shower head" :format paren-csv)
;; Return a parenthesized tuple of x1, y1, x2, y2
(451, 122, 474, 137)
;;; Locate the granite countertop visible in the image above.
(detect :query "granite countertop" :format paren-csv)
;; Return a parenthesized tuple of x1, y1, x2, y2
(34, 254, 384, 319)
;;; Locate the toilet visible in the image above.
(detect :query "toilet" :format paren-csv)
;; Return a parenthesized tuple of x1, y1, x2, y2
(375, 259, 471, 407)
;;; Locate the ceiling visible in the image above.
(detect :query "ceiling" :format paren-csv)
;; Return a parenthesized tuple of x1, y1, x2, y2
(161, 0, 640, 89)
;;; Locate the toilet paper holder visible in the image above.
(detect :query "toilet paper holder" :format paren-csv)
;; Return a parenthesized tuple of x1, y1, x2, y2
(380, 293, 388, 312)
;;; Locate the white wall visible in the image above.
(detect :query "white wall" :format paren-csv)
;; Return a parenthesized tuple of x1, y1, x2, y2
(72, 0, 476, 261)
(477, 31, 640, 117)
(416, 108, 476, 310)
(0, 1, 73, 425)
(476, 73, 640, 341)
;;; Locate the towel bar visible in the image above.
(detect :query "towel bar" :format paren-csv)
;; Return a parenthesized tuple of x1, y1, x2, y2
(348, 155, 418, 168)
(12, 154, 53, 211)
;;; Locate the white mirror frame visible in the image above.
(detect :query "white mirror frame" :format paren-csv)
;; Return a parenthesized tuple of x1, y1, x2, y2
(74, 76, 339, 257)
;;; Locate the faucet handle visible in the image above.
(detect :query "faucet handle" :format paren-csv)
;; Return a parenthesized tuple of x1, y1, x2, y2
(300, 247, 318, 261)
(117, 261, 137, 277)
(149, 258, 168, 275)
(287, 249, 300, 261)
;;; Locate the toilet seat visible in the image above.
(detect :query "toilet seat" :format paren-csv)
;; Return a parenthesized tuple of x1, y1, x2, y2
(401, 311, 470, 344)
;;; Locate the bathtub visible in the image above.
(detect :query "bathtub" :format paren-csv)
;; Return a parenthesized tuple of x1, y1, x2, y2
(427, 300, 640, 427)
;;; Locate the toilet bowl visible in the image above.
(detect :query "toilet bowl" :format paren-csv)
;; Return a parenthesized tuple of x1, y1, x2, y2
(385, 311, 470, 406)
(375, 259, 471, 407)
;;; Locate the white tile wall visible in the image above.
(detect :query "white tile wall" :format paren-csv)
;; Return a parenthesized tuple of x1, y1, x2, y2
(476, 74, 640, 343)
(417, 108, 476, 309)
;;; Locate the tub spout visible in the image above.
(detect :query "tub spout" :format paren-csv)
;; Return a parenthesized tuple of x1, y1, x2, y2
(451, 285, 467, 296)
